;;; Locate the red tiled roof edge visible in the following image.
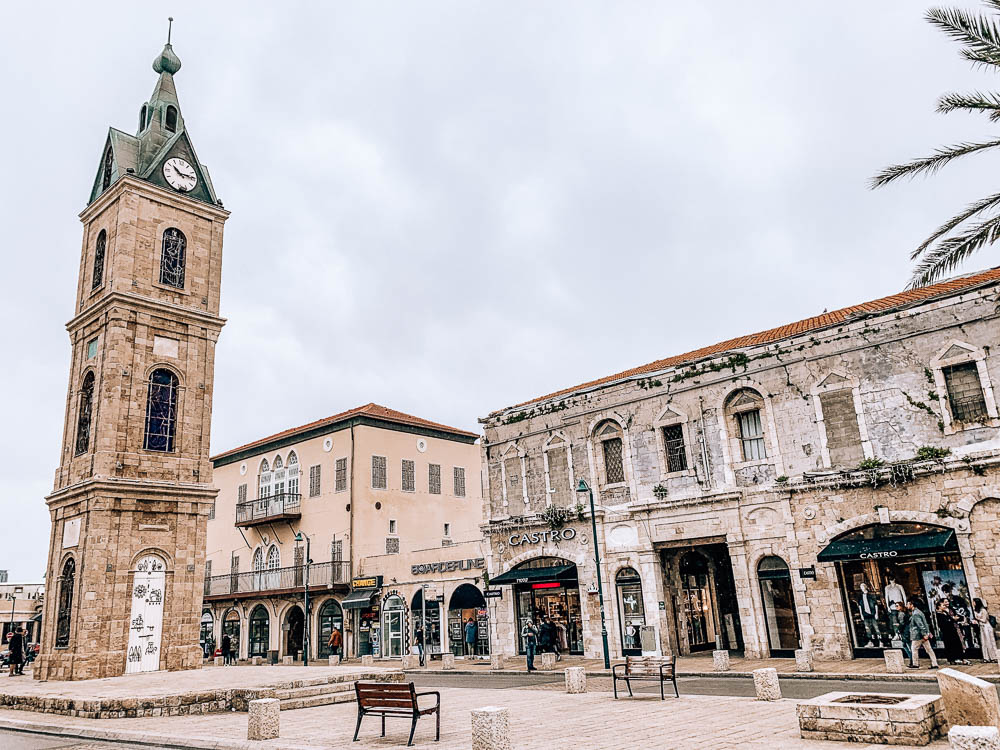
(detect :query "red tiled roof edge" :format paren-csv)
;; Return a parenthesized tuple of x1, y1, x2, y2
(212, 403, 479, 461)
(488, 266, 1000, 417)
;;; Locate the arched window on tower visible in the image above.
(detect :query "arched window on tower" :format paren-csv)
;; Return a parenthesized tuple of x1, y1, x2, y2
(159, 228, 186, 288)
(139, 105, 147, 132)
(56, 558, 76, 648)
(143, 368, 179, 452)
(92, 230, 107, 290)
(165, 105, 178, 133)
(101, 146, 113, 191)
(74, 371, 95, 455)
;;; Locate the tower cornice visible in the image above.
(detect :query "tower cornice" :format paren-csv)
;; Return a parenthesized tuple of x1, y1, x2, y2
(80, 175, 229, 224)
(67, 290, 227, 333)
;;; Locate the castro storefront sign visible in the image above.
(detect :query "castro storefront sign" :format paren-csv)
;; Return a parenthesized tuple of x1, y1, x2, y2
(508, 527, 576, 547)
(859, 551, 898, 559)
(411, 558, 485, 575)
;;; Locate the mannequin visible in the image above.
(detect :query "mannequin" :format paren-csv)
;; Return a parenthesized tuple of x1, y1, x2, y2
(856, 583, 882, 647)
(884, 577, 907, 608)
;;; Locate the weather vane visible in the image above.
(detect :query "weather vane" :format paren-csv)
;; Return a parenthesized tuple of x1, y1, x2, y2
(167, 17, 173, 44)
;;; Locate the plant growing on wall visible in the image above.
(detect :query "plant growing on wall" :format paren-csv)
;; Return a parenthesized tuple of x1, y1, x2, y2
(915, 446, 952, 461)
(541, 505, 570, 530)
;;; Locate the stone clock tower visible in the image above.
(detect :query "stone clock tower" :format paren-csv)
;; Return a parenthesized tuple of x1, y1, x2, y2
(35, 29, 229, 681)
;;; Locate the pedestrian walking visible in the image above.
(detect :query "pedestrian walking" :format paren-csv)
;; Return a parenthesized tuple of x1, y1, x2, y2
(889, 601, 911, 660)
(328, 626, 343, 659)
(8, 628, 24, 676)
(221, 632, 232, 666)
(906, 600, 938, 669)
(537, 616, 553, 655)
(974, 598, 998, 663)
(464, 618, 477, 657)
(936, 599, 970, 665)
(521, 620, 538, 672)
(414, 624, 425, 667)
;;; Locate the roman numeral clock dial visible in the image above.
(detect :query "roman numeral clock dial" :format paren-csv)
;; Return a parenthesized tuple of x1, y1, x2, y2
(163, 157, 197, 192)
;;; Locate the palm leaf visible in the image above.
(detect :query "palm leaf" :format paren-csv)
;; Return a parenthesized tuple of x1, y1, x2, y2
(870, 138, 1000, 188)
(909, 191, 1000, 259)
(926, 6, 1000, 65)
(909, 212, 1000, 287)
(937, 91, 1000, 120)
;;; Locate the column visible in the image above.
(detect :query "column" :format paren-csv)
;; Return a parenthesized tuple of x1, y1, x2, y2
(639, 551, 668, 656)
(728, 541, 765, 659)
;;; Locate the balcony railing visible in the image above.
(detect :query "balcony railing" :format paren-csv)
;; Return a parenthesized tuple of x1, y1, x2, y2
(235, 492, 302, 526)
(203, 561, 350, 599)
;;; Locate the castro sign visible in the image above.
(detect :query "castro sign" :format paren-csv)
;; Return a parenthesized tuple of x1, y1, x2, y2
(508, 528, 577, 547)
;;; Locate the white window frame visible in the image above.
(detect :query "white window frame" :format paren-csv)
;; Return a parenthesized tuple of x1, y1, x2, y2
(718, 382, 784, 485)
(542, 431, 575, 506)
(498, 442, 528, 512)
(810, 370, 874, 467)
(931, 340, 999, 435)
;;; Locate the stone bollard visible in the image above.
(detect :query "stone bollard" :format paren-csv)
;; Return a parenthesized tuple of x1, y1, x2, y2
(471, 706, 511, 750)
(884, 649, 905, 674)
(536, 652, 556, 671)
(565, 667, 587, 694)
(214, 655, 224, 667)
(713, 650, 730, 672)
(282, 655, 293, 666)
(328, 655, 341, 666)
(752, 667, 781, 701)
(402, 654, 419, 670)
(247, 698, 280, 740)
(948, 726, 1000, 750)
(441, 653, 456, 670)
(490, 654, 505, 671)
(251, 656, 263, 666)
(794, 649, 814, 673)
(361, 655, 374, 667)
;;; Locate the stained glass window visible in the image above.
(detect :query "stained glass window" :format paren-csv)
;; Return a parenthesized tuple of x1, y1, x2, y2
(92, 230, 107, 289)
(159, 228, 186, 289)
(74, 372, 95, 455)
(101, 146, 113, 191)
(56, 558, 75, 648)
(143, 368, 179, 452)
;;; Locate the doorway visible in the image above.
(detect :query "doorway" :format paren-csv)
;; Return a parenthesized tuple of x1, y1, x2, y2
(679, 552, 714, 651)
(616, 568, 646, 656)
(758, 556, 800, 657)
(382, 596, 405, 658)
(284, 606, 304, 659)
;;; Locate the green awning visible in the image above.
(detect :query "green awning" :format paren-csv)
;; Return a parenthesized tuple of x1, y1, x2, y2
(817, 529, 956, 563)
(341, 590, 377, 609)
(489, 564, 576, 586)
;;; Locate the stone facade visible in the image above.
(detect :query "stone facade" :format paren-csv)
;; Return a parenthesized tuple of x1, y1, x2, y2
(480, 268, 1000, 662)
(35, 41, 228, 681)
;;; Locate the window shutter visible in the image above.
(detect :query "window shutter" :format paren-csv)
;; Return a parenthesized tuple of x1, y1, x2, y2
(429, 464, 441, 494)
(309, 465, 321, 497)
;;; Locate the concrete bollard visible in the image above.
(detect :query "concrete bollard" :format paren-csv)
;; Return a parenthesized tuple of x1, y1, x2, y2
(884, 649, 905, 674)
(328, 655, 341, 666)
(252, 656, 263, 666)
(361, 655, 374, 667)
(247, 698, 280, 740)
(712, 650, 730, 672)
(441, 653, 456, 670)
(565, 667, 587, 694)
(490, 654, 505, 671)
(948, 726, 1000, 749)
(752, 667, 781, 701)
(536, 652, 556, 671)
(281, 655, 294, 666)
(794, 649, 814, 673)
(471, 706, 511, 750)
(401, 653, 419, 670)
(213, 655, 224, 667)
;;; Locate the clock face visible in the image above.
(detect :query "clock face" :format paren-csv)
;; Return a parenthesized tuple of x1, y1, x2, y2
(163, 158, 197, 192)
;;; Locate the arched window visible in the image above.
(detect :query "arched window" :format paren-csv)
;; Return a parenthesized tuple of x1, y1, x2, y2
(165, 105, 178, 133)
(757, 556, 800, 656)
(273, 455, 285, 497)
(101, 145, 113, 191)
(139, 105, 147, 132)
(143, 368, 179, 452)
(287, 451, 300, 496)
(252, 547, 264, 572)
(159, 228, 186, 289)
(248, 605, 269, 657)
(267, 545, 280, 570)
(92, 230, 107, 290)
(258, 459, 272, 500)
(725, 388, 767, 462)
(594, 420, 625, 485)
(616, 567, 645, 655)
(74, 371, 95, 455)
(56, 558, 76, 648)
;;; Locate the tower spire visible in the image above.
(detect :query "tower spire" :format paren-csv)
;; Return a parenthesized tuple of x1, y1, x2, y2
(167, 16, 173, 44)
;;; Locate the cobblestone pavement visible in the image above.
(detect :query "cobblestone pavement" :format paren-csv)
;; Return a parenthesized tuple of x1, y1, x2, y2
(0, 686, 948, 749)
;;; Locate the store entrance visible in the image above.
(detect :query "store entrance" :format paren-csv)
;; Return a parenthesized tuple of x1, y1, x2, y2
(411, 589, 442, 657)
(819, 522, 976, 659)
(448, 584, 489, 658)
(382, 596, 406, 658)
(495, 557, 582, 655)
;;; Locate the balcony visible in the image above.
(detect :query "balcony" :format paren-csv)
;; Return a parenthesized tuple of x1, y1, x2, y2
(235, 492, 302, 527)
(203, 561, 350, 601)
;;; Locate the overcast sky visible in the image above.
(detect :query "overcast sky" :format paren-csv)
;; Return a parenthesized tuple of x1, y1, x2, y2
(2, 2, 997, 581)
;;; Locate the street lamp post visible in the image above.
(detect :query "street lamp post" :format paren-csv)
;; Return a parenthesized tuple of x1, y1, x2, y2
(576, 478, 610, 670)
(420, 583, 427, 667)
(294, 532, 311, 666)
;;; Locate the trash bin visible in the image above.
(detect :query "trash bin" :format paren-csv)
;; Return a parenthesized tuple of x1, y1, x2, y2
(268, 650, 278, 665)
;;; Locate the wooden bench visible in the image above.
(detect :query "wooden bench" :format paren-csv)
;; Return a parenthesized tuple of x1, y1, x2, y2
(612, 655, 678, 700)
(353, 681, 440, 746)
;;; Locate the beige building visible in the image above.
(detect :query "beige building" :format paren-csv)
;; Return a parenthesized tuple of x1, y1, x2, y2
(1, 583, 45, 645)
(203, 404, 488, 663)
(37, 35, 227, 680)
(481, 267, 1000, 663)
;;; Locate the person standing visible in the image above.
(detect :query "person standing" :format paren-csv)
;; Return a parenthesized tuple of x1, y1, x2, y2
(221, 632, 232, 666)
(906, 600, 938, 669)
(328, 626, 343, 659)
(974, 599, 997, 663)
(889, 601, 911, 661)
(8, 628, 24, 676)
(936, 599, 970, 665)
(464, 618, 477, 657)
(414, 623, 425, 667)
(521, 620, 537, 672)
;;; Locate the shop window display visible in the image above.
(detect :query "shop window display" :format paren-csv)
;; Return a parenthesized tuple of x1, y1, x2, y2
(616, 568, 646, 656)
(509, 557, 583, 655)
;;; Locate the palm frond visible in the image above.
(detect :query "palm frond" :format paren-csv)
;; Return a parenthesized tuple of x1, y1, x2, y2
(870, 138, 1000, 188)
(937, 91, 1000, 120)
(927, 6, 1000, 66)
(958, 46, 1000, 68)
(909, 191, 1000, 259)
(909, 212, 1000, 287)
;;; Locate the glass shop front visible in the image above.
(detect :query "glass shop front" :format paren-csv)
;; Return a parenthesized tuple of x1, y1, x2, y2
(818, 522, 978, 659)
(492, 557, 584, 655)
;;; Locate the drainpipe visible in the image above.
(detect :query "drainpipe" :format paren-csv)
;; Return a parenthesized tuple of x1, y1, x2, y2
(699, 397, 712, 488)
(349, 422, 357, 657)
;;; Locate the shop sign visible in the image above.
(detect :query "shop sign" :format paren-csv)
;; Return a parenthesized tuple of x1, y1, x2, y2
(411, 558, 485, 576)
(798, 567, 817, 580)
(859, 551, 898, 559)
(507, 527, 577, 547)
(658, 601, 666, 611)
(351, 576, 383, 590)
(484, 589, 502, 599)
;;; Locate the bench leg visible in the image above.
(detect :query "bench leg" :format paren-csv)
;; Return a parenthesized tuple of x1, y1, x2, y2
(407, 714, 418, 747)
(660, 678, 665, 701)
(625, 678, 633, 698)
(436, 707, 441, 741)
(613, 676, 618, 699)
(382, 713, 386, 737)
(673, 677, 679, 698)
(353, 711, 363, 742)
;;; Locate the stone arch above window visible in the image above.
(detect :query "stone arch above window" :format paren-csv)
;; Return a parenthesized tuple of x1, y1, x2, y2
(810, 370, 873, 468)
(930, 340, 999, 434)
(593, 419, 626, 487)
(653, 405, 692, 477)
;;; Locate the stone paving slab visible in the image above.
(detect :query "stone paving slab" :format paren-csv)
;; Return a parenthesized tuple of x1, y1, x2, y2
(0, 686, 950, 749)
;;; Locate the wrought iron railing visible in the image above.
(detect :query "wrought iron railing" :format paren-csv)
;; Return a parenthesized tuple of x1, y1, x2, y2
(235, 492, 302, 524)
(203, 560, 350, 597)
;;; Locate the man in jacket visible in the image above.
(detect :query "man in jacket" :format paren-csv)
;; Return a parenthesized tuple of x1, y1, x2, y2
(221, 632, 232, 666)
(7, 628, 24, 676)
(521, 620, 537, 672)
(328, 626, 343, 659)
(906, 600, 939, 669)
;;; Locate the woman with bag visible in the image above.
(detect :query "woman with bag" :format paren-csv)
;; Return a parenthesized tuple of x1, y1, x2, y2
(974, 599, 997, 662)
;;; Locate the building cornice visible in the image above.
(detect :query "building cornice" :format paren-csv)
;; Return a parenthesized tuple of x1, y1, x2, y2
(80, 175, 230, 224)
(67, 290, 226, 333)
(46, 476, 219, 505)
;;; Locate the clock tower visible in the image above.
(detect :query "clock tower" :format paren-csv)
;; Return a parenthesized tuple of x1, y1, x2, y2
(35, 27, 229, 680)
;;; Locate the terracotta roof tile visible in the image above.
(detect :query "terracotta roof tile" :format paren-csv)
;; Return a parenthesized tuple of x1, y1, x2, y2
(212, 403, 478, 461)
(492, 266, 1000, 415)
